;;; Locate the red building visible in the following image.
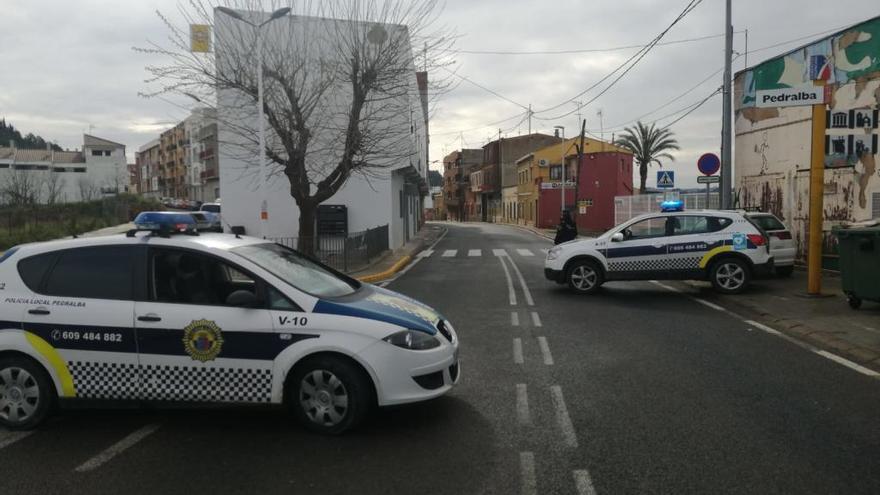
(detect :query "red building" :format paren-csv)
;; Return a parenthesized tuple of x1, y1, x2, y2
(533, 151, 633, 233)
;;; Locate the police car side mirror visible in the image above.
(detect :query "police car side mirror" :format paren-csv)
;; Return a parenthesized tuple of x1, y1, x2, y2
(611, 232, 624, 242)
(226, 290, 259, 308)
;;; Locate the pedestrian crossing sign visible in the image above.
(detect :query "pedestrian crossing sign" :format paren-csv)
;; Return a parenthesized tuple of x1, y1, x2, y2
(657, 170, 675, 189)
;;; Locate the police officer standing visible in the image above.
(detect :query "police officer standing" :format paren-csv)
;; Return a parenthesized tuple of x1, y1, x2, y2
(554, 210, 578, 245)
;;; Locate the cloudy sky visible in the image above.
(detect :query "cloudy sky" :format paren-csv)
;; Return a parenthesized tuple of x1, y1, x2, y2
(2, 0, 878, 188)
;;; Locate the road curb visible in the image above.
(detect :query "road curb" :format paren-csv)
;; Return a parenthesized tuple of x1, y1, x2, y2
(357, 255, 413, 283)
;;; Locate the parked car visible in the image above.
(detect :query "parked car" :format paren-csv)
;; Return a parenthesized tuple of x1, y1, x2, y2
(545, 201, 774, 295)
(744, 212, 795, 277)
(199, 202, 223, 231)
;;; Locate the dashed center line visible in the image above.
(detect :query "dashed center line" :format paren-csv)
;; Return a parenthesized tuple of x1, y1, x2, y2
(573, 469, 598, 495)
(506, 255, 535, 306)
(74, 424, 161, 473)
(511, 311, 520, 326)
(531, 312, 542, 327)
(537, 337, 554, 365)
(516, 384, 531, 425)
(513, 338, 524, 364)
(520, 452, 537, 495)
(550, 385, 579, 448)
(498, 256, 517, 306)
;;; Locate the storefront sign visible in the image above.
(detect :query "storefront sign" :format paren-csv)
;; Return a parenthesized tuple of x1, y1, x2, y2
(540, 181, 575, 189)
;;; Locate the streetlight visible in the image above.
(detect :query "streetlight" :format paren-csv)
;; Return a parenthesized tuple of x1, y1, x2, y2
(217, 6, 291, 238)
(553, 125, 565, 216)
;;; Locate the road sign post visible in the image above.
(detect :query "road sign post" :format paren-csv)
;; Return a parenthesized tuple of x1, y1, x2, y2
(697, 153, 721, 208)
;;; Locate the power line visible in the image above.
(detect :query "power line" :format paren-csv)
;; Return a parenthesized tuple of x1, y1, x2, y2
(442, 67, 529, 110)
(458, 31, 743, 56)
(532, 0, 704, 118)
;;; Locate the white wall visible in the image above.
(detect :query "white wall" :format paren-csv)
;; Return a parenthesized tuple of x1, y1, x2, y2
(216, 10, 426, 247)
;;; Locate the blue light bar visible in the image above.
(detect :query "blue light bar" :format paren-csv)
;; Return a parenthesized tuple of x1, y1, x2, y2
(660, 200, 684, 212)
(133, 211, 197, 233)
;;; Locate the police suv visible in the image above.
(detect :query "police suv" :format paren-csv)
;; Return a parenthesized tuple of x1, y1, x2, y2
(0, 215, 459, 433)
(544, 201, 774, 294)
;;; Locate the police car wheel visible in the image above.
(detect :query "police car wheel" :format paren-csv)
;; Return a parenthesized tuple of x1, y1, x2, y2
(0, 356, 53, 430)
(289, 356, 371, 434)
(567, 260, 603, 294)
(710, 258, 751, 294)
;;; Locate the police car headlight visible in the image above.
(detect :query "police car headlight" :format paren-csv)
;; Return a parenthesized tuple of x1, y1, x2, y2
(383, 330, 441, 350)
(547, 246, 562, 260)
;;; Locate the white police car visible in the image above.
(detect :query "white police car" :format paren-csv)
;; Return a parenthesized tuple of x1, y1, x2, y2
(545, 201, 774, 294)
(0, 215, 459, 433)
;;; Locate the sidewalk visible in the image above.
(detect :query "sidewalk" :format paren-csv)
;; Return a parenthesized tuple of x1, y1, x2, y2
(351, 223, 447, 283)
(679, 269, 880, 372)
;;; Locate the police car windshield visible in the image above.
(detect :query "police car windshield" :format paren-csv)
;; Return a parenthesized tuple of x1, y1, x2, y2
(231, 243, 357, 298)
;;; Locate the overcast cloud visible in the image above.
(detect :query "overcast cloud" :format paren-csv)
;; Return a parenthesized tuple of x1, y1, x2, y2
(2, 0, 878, 188)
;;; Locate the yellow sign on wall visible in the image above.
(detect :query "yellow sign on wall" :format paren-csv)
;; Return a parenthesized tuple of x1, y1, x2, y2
(190, 24, 212, 53)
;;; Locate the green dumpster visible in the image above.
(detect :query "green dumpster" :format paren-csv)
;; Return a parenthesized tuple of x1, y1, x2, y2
(833, 225, 880, 309)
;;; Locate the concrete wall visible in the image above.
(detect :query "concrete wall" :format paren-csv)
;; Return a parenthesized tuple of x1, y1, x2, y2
(734, 17, 880, 262)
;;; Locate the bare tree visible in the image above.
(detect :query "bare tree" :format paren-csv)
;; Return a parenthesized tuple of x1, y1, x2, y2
(0, 169, 41, 206)
(43, 170, 67, 205)
(137, 0, 454, 247)
(78, 177, 100, 202)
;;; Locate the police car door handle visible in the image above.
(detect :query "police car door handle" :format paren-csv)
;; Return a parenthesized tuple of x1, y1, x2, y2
(137, 315, 162, 322)
(28, 308, 50, 316)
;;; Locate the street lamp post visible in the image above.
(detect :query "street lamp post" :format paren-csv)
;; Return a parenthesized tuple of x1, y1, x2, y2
(217, 7, 291, 238)
(554, 125, 565, 216)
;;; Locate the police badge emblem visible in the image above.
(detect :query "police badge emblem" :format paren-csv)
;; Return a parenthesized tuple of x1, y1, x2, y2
(182, 319, 224, 362)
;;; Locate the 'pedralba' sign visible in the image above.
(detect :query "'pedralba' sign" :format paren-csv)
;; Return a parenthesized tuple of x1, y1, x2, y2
(755, 86, 824, 108)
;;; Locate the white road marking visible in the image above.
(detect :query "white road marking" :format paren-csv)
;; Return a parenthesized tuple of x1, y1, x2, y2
(441, 249, 457, 257)
(550, 385, 578, 448)
(516, 248, 534, 257)
(74, 424, 161, 473)
(506, 255, 535, 306)
(516, 384, 531, 425)
(531, 311, 542, 327)
(511, 311, 520, 326)
(468, 249, 481, 257)
(493, 248, 507, 256)
(380, 228, 449, 286)
(815, 350, 880, 378)
(693, 298, 725, 311)
(744, 320, 781, 335)
(499, 256, 517, 306)
(649, 280, 681, 292)
(0, 430, 34, 450)
(573, 469, 598, 495)
(513, 338, 524, 364)
(538, 336, 554, 365)
(417, 249, 434, 258)
(520, 452, 537, 495)
(540, 248, 549, 254)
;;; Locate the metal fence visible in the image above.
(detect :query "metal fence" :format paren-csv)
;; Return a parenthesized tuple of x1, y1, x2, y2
(271, 224, 389, 273)
(614, 192, 721, 225)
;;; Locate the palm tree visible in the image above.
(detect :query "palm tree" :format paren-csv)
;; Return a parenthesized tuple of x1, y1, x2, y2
(614, 121, 680, 194)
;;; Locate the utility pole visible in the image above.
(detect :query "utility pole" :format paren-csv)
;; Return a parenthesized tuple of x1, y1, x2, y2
(574, 101, 584, 133)
(720, 0, 733, 209)
(554, 126, 565, 216)
(597, 109, 604, 151)
(527, 104, 532, 135)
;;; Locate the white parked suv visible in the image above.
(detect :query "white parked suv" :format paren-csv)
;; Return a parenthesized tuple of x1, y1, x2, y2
(545, 202, 774, 294)
(744, 212, 795, 277)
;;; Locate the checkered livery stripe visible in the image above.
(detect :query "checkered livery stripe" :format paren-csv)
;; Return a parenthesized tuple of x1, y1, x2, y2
(67, 361, 273, 403)
(608, 256, 701, 272)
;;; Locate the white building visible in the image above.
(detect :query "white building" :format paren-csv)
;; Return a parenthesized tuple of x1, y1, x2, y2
(0, 134, 127, 204)
(214, 9, 428, 248)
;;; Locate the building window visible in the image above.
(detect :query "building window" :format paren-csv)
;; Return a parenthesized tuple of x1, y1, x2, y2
(873, 193, 880, 219)
(73, 167, 86, 173)
(90, 149, 111, 157)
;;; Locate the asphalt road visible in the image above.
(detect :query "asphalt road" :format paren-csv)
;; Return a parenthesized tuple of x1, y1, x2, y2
(1, 222, 878, 494)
